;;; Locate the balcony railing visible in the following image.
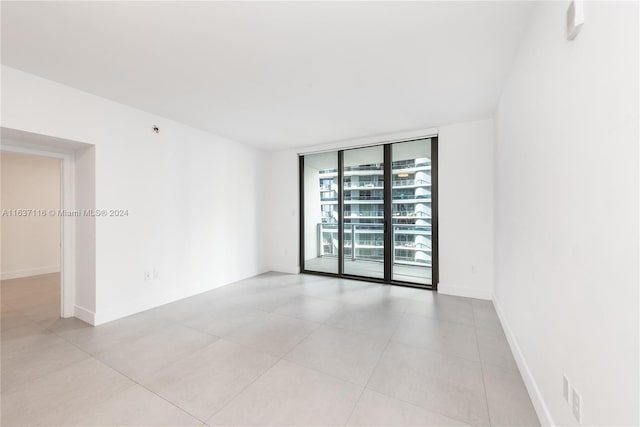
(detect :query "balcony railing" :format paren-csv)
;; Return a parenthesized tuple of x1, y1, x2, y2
(344, 182, 383, 189)
(392, 179, 431, 187)
(344, 195, 384, 201)
(317, 223, 432, 266)
(393, 161, 430, 170)
(344, 211, 385, 217)
(392, 194, 431, 200)
(392, 211, 430, 217)
(343, 164, 383, 172)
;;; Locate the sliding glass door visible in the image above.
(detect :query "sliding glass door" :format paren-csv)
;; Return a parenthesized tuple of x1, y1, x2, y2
(391, 140, 433, 285)
(300, 137, 437, 289)
(342, 145, 385, 279)
(301, 152, 339, 274)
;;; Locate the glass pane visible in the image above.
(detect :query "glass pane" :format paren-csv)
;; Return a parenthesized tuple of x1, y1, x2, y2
(391, 139, 432, 285)
(303, 152, 339, 274)
(343, 146, 384, 279)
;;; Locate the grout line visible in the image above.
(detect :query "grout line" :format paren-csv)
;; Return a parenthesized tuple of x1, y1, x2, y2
(343, 383, 367, 426)
(342, 309, 405, 426)
(472, 301, 494, 427)
(350, 306, 483, 427)
(4, 275, 508, 427)
(360, 386, 475, 427)
(45, 322, 210, 425)
(203, 350, 281, 424)
(363, 307, 406, 390)
(4, 312, 204, 425)
(205, 280, 400, 425)
(204, 346, 285, 423)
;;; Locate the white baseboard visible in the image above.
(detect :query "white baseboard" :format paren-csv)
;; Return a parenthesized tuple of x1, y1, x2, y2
(73, 305, 96, 326)
(437, 282, 492, 300)
(493, 296, 555, 426)
(1, 265, 60, 280)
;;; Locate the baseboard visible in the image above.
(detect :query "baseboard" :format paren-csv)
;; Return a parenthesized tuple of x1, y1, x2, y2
(73, 305, 96, 326)
(1, 265, 60, 280)
(493, 296, 555, 426)
(437, 282, 492, 300)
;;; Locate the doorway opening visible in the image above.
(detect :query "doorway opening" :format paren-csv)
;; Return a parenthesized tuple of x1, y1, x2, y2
(1, 127, 97, 325)
(299, 136, 438, 289)
(1, 152, 62, 322)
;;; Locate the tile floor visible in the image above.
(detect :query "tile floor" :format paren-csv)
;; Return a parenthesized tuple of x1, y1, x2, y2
(1, 272, 539, 426)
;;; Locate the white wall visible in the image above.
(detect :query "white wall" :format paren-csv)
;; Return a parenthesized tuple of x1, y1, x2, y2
(268, 149, 301, 274)
(438, 119, 494, 299)
(494, 2, 639, 426)
(267, 119, 495, 298)
(1, 66, 270, 325)
(1, 152, 61, 279)
(74, 145, 96, 315)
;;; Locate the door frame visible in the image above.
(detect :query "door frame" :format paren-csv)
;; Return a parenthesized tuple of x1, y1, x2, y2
(1, 144, 76, 317)
(299, 136, 438, 290)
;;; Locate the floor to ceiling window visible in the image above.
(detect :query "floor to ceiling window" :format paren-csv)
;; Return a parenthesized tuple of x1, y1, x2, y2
(300, 137, 438, 289)
(342, 145, 385, 279)
(301, 151, 339, 274)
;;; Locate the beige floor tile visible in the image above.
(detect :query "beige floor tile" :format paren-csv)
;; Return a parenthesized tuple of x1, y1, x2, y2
(325, 305, 403, 340)
(483, 364, 540, 426)
(273, 295, 347, 322)
(1, 358, 133, 426)
(297, 278, 372, 299)
(226, 287, 301, 311)
(143, 339, 278, 420)
(285, 325, 388, 385)
(1, 323, 60, 357)
(180, 303, 269, 337)
(137, 292, 232, 324)
(38, 315, 93, 334)
(473, 301, 503, 330)
(95, 323, 216, 382)
(1, 273, 536, 427)
(368, 342, 489, 426)
(208, 359, 362, 426)
(62, 384, 202, 426)
(404, 297, 475, 326)
(347, 389, 471, 426)
(476, 326, 519, 373)
(2, 336, 90, 392)
(221, 312, 317, 357)
(59, 311, 173, 355)
(1, 307, 35, 331)
(317, 284, 412, 312)
(392, 313, 480, 361)
(412, 292, 474, 305)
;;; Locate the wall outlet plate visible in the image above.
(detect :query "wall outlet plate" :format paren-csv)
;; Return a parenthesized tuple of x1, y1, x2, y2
(144, 271, 151, 281)
(572, 387, 582, 423)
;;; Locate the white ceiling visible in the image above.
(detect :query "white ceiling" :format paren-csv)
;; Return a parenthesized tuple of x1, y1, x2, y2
(1, 1, 533, 150)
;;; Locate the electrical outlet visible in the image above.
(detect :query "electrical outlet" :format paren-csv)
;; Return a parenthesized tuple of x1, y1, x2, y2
(144, 271, 151, 281)
(563, 375, 570, 402)
(153, 268, 159, 279)
(572, 387, 582, 423)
